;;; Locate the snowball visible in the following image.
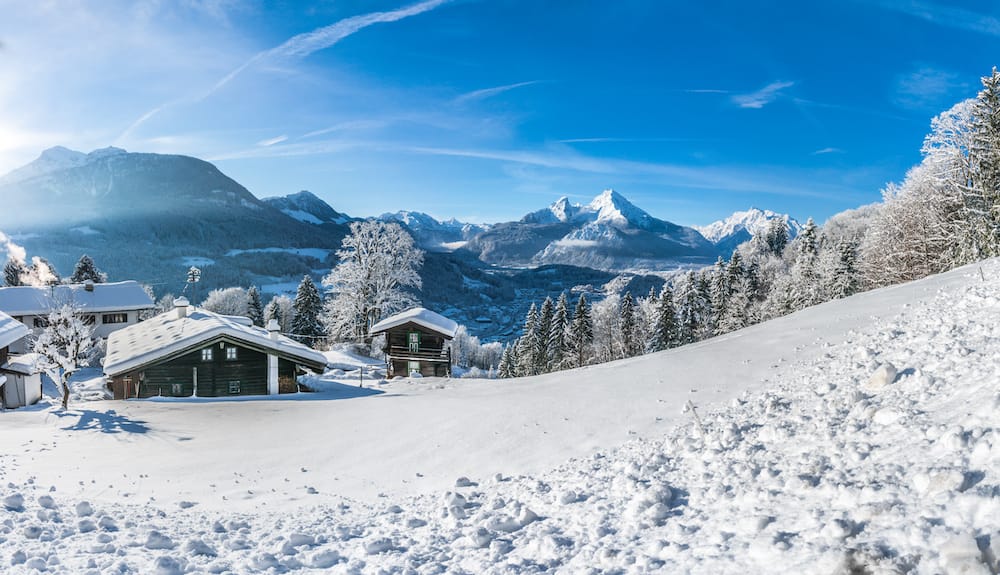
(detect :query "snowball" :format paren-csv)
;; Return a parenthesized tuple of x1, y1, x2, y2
(864, 362, 898, 391)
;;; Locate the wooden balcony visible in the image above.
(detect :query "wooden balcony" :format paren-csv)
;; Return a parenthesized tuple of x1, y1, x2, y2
(386, 345, 451, 363)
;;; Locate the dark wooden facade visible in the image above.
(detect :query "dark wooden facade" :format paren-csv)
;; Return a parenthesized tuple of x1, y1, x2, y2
(110, 336, 300, 399)
(379, 321, 452, 378)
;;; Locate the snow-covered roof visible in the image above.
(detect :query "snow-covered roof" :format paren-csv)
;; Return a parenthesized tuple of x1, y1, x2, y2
(0, 311, 29, 350)
(369, 307, 458, 339)
(0, 281, 154, 316)
(1, 353, 42, 375)
(103, 307, 328, 376)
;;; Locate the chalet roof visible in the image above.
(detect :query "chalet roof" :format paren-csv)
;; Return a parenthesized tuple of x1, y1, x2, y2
(0, 311, 29, 350)
(369, 307, 458, 339)
(0, 281, 154, 316)
(103, 306, 328, 377)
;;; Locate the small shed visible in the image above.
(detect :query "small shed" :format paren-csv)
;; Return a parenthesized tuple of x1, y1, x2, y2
(103, 298, 328, 400)
(1, 353, 43, 409)
(369, 307, 458, 378)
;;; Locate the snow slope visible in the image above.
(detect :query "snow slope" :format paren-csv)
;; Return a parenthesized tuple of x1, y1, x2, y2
(1, 259, 999, 572)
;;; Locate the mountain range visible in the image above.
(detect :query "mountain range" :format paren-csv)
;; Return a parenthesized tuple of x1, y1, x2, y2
(695, 207, 803, 255)
(1, 146, 800, 339)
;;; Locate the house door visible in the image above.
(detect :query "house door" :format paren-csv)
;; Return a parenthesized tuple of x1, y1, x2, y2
(408, 331, 420, 352)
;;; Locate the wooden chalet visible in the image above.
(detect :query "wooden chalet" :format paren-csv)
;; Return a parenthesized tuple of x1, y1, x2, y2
(369, 307, 458, 378)
(103, 297, 327, 399)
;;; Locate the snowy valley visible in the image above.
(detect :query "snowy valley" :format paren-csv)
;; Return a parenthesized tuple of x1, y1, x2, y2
(2, 259, 999, 573)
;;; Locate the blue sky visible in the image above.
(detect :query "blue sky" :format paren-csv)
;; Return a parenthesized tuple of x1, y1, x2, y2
(1, 1, 998, 226)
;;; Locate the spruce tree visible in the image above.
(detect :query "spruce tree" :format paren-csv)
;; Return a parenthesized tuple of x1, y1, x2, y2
(827, 239, 860, 299)
(619, 291, 639, 358)
(567, 293, 593, 368)
(709, 257, 730, 329)
(246, 286, 265, 326)
(548, 292, 570, 371)
(264, 299, 283, 329)
(498, 343, 516, 378)
(763, 217, 789, 255)
(647, 284, 678, 353)
(517, 304, 539, 376)
(291, 275, 324, 346)
(69, 254, 106, 283)
(3, 259, 25, 287)
(536, 297, 555, 372)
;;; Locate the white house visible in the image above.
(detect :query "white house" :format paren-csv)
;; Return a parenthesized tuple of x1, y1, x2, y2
(0, 281, 155, 353)
(104, 298, 328, 399)
(0, 310, 41, 409)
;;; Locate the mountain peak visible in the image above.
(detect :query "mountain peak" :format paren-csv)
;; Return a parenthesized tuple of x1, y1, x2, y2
(695, 208, 802, 250)
(262, 190, 350, 226)
(586, 189, 650, 227)
(87, 146, 127, 159)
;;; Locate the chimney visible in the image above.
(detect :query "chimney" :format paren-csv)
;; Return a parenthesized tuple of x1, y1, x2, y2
(174, 296, 190, 319)
(267, 319, 280, 340)
(84, 280, 94, 292)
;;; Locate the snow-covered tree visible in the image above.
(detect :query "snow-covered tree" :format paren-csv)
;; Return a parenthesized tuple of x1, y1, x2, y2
(619, 291, 640, 358)
(3, 259, 24, 286)
(566, 294, 593, 368)
(675, 271, 707, 345)
(535, 297, 555, 372)
(762, 217, 789, 256)
(591, 293, 621, 363)
(201, 287, 249, 317)
(265, 295, 295, 333)
(322, 220, 423, 342)
(826, 239, 861, 299)
(69, 255, 106, 284)
(33, 303, 95, 409)
(498, 343, 517, 378)
(246, 286, 264, 327)
(548, 292, 570, 370)
(647, 284, 678, 353)
(291, 275, 324, 346)
(517, 303, 539, 376)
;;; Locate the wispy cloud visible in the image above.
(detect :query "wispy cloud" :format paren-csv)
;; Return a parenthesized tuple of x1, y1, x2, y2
(872, 0, 1000, 36)
(558, 137, 707, 144)
(454, 80, 541, 104)
(256, 135, 288, 147)
(893, 66, 966, 110)
(812, 147, 844, 155)
(731, 81, 794, 109)
(683, 88, 730, 94)
(121, 0, 452, 140)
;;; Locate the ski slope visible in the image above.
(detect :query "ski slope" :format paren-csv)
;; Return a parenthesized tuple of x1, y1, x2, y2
(1, 259, 998, 573)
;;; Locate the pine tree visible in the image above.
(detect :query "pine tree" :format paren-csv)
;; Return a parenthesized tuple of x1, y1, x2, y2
(647, 284, 678, 353)
(709, 256, 730, 329)
(675, 271, 706, 344)
(291, 275, 324, 346)
(719, 277, 753, 333)
(498, 343, 516, 378)
(548, 292, 570, 371)
(3, 259, 25, 287)
(566, 294, 593, 368)
(517, 304, 539, 376)
(789, 218, 823, 309)
(968, 67, 1000, 257)
(264, 298, 283, 329)
(763, 217, 789, 255)
(619, 291, 639, 358)
(535, 297, 555, 372)
(827, 239, 860, 299)
(246, 286, 264, 326)
(69, 254, 106, 283)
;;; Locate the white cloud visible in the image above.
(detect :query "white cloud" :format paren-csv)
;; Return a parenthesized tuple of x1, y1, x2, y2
(553, 239, 599, 248)
(731, 81, 794, 109)
(893, 66, 966, 110)
(872, 0, 1000, 37)
(812, 147, 845, 155)
(256, 135, 288, 147)
(454, 81, 540, 104)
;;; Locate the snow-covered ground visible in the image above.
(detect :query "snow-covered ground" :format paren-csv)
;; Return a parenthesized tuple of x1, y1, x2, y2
(2, 260, 999, 573)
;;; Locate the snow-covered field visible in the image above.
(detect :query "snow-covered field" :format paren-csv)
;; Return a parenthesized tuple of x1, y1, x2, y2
(2, 260, 999, 573)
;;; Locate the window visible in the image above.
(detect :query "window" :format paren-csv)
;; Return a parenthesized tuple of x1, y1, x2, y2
(33, 317, 49, 328)
(102, 313, 128, 324)
(408, 331, 420, 352)
(228, 380, 241, 394)
(200, 348, 213, 361)
(225, 346, 237, 361)
(407, 360, 421, 375)
(171, 383, 183, 396)
(81, 315, 96, 326)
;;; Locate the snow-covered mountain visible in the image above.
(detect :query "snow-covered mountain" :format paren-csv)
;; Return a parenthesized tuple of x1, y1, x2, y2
(465, 190, 717, 270)
(2, 258, 996, 572)
(696, 207, 802, 254)
(377, 211, 490, 251)
(262, 190, 352, 226)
